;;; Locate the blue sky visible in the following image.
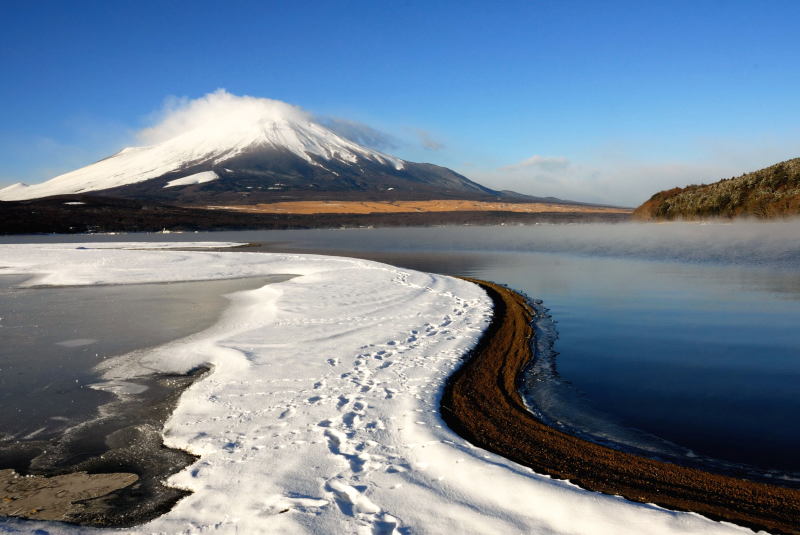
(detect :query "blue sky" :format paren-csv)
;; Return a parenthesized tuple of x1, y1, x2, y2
(2, 0, 799, 204)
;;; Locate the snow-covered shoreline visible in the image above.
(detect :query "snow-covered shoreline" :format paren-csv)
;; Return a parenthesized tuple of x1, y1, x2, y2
(0, 244, 753, 534)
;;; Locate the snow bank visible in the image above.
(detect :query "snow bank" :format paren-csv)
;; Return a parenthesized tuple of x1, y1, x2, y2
(0, 244, 754, 534)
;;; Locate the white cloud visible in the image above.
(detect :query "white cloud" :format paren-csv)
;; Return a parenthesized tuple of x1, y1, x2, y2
(138, 90, 427, 157)
(501, 155, 570, 172)
(137, 89, 311, 145)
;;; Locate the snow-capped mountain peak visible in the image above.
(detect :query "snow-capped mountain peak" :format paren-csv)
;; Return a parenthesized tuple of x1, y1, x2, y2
(0, 92, 405, 201)
(138, 92, 406, 169)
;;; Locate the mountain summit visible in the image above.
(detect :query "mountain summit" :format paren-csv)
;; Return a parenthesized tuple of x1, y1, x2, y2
(0, 92, 498, 203)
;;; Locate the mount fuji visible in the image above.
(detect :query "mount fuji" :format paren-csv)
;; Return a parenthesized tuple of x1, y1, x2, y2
(0, 93, 502, 204)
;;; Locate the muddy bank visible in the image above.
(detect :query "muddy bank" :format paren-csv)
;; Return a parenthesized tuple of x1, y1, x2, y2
(441, 278, 800, 535)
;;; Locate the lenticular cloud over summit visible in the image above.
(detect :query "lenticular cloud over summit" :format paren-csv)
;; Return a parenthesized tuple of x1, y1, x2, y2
(138, 90, 311, 146)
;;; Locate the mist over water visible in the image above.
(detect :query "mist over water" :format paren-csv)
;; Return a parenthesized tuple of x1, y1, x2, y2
(280, 219, 800, 267)
(4, 220, 800, 484)
(223, 221, 800, 484)
(6, 219, 800, 267)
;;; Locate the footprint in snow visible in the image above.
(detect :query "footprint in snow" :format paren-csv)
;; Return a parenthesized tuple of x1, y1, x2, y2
(259, 494, 329, 516)
(278, 407, 296, 419)
(325, 479, 380, 515)
(342, 412, 362, 429)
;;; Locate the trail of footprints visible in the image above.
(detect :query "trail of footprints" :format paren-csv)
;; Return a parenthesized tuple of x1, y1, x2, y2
(194, 270, 490, 534)
(256, 283, 486, 535)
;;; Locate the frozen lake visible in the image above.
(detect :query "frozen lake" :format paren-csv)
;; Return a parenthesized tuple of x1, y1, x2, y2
(3, 221, 800, 486)
(0, 273, 285, 472)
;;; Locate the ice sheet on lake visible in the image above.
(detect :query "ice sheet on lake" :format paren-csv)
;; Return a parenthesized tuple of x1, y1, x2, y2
(0, 243, 751, 534)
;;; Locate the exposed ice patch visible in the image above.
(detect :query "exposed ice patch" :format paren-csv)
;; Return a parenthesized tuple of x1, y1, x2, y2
(54, 338, 97, 347)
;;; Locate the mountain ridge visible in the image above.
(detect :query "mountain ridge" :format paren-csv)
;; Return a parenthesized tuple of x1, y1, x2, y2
(0, 95, 500, 203)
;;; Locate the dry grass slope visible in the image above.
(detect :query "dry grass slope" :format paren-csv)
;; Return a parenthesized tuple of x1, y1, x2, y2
(633, 158, 800, 220)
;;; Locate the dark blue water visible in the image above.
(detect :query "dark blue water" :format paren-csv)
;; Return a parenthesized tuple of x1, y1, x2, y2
(4, 222, 800, 484)
(480, 253, 800, 484)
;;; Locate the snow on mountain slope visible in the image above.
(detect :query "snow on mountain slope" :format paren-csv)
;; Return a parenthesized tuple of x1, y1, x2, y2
(164, 170, 220, 188)
(0, 92, 405, 201)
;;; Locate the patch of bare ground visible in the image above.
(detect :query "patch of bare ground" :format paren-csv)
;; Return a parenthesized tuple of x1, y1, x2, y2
(442, 278, 800, 535)
(0, 469, 137, 522)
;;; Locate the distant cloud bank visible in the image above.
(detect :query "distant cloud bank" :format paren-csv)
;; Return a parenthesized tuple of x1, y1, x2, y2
(470, 149, 800, 207)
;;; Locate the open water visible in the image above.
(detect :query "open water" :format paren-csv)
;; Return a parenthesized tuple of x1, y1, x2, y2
(3, 222, 799, 485)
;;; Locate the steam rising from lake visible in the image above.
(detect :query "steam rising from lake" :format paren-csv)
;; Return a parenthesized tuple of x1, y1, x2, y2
(315, 219, 800, 267)
(2, 219, 799, 268)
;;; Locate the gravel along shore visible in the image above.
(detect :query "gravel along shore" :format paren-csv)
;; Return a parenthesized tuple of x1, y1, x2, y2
(442, 278, 800, 535)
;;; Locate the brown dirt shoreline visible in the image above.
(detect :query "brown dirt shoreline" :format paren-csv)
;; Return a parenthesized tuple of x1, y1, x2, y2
(441, 278, 800, 535)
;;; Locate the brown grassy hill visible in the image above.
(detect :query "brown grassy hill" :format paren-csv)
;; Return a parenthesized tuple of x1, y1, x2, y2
(633, 158, 800, 220)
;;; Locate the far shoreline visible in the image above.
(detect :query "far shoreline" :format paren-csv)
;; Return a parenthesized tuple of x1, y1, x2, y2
(0, 194, 630, 235)
(442, 278, 800, 535)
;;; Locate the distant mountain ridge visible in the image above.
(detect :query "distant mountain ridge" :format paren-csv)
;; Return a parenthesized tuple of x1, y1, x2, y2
(0, 96, 501, 204)
(633, 158, 800, 220)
